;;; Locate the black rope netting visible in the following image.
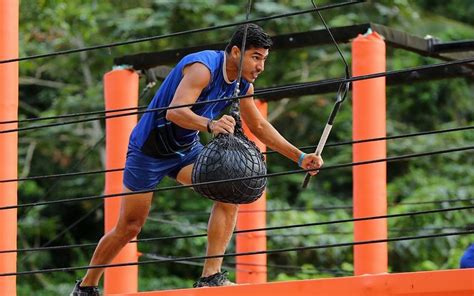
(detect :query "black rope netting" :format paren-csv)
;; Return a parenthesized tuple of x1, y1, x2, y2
(192, 109, 267, 204)
(191, 132, 267, 204)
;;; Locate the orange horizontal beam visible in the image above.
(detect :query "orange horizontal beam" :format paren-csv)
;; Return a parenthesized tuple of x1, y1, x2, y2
(124, 269, 474, 296)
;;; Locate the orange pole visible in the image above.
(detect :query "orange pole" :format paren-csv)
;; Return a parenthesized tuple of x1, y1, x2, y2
(0, 1, 19, 295)
(237, 99, 267, 283)
(352, 30, 387, 275)
(104, 68, 139, 294)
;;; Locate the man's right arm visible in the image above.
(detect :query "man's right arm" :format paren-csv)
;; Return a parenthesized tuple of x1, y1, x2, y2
(166, 63, 235, 134)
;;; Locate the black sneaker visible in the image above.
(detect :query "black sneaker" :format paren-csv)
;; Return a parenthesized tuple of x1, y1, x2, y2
(70, 280, 100, 296)
(193, 270, 235, 287)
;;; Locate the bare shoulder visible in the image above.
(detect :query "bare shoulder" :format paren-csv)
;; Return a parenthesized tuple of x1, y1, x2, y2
(182, 62, 212, 88)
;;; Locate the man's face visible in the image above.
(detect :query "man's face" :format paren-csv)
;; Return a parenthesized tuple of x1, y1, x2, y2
(240, 47, 269, 83)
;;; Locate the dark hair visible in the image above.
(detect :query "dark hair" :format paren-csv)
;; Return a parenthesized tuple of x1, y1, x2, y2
(225, 23, 272, 53)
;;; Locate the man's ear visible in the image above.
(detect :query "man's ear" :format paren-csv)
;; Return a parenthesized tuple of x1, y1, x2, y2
(231, 45, 241, 59)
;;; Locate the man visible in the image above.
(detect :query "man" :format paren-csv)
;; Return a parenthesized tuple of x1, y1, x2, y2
(71, 23, 323, 295)
(460, 243, 474, 268)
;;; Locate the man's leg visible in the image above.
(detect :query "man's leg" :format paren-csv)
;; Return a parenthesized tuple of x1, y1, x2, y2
(201, 201, 239, 276)
(176, 164, 239, 277)
(80, 188, 153, 287)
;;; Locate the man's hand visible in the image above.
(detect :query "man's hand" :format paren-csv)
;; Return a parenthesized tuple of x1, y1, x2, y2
(209, 115, 236, 135)
(301, 153, 324, 176)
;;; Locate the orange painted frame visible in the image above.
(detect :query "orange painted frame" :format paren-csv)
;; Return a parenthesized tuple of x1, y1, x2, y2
(125, 269, 474, 296)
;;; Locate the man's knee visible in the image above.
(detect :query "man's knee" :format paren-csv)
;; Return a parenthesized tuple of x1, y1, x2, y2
(117, 220, 145, 240)
(215, 202, 239, 214)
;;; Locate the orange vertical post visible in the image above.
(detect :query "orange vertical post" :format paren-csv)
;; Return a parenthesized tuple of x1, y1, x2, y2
(237, 99, 267, 283)
(0, 1, 19, 295)
(352, 30, 387, 275)
(104, 68, 139, 294)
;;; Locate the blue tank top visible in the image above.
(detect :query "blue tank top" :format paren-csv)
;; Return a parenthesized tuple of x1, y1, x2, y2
(460, 243, 474, 268)
(130, 50, 251, 158)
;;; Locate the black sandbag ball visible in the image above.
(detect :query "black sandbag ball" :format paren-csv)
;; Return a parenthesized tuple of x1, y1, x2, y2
(192, 132, 267, 204)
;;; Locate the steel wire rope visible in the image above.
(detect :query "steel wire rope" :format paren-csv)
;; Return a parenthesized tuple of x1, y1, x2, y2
(140, 253, 352, 276)
(2, 56, 474, 135)
(300, 0, 352, 187)
(248, 197, 474, 212)
(0, 1, 363, 65)
(150, 197, 474, 217)
(278, 125, 474, 154)
(3, 203, 473, 255)
(3, 65, 471, 127)
(1, 145, 473, 211)
(19, 188, 472, 259)
(3, 124, 472, 184)
(4, 53, 471, 127)
(140, 253, 253, 274)
(5, 199, 474, 254)
(139, 254, 352, 278)
(266, 226, 473, 238)
(0, 58, 154, 126)
(145, 217, 473, 236)
(0, 106, 147, 126)
(2, 229, 472, 277)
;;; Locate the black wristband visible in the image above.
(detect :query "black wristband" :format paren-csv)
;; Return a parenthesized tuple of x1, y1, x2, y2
(206, 119, 213, 133)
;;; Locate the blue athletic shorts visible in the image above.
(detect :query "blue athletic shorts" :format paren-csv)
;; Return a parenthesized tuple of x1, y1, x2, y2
(123, 142, 203, 192)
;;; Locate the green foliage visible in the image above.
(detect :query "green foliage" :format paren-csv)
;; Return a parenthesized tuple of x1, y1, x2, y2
(15, 1, 474, 294)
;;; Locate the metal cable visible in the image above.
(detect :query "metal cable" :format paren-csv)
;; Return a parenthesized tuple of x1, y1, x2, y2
(301, 0, 352, 188)
(2, 56, 474, 134)
(0, 1, 362, 65)
(140, 253, 352, 276)
(310, 0, 349, 70)
(5, 204, 473, 255)
(154, 197, 474, 217)
(3, 124, 472, 184)
(140, 253, 253, 274)
(279, 125, 474, 154)
(0, 106, 147, 126)
(267, 226, 472, 238)
(3, 230, 472, 277)
(1, 145, 472, 211)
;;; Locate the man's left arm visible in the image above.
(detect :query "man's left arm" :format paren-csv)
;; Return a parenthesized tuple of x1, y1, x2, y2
(240, 85, 323, 175)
